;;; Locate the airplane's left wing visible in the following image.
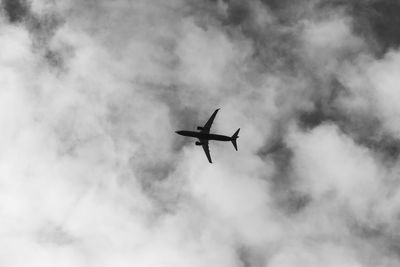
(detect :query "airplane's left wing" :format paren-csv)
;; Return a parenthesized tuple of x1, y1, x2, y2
(200, 140, 212, 163)
(201, 108, 219, 133)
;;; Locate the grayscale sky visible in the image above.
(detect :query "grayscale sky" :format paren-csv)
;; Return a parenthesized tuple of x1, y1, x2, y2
(2, 0, 400, 266)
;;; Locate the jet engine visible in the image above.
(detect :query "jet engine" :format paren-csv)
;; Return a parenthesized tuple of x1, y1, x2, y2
(195, 141, 202, 146)
(197, 126, 203, 130)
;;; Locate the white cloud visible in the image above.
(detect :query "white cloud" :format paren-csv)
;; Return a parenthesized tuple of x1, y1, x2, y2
(269, 242, 363, 267)
(2, 0, 400, 266)
(340, 50, 400, 137)
(287, 124, 381, 199)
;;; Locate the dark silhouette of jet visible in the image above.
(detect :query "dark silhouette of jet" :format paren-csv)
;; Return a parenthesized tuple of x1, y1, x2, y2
(175, 109, 240, 163)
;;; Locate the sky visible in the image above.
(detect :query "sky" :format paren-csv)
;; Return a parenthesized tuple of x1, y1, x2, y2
(1, 0, 400, 266)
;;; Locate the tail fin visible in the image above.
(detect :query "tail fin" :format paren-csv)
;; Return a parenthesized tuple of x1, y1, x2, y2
(231, 128, 240, 151)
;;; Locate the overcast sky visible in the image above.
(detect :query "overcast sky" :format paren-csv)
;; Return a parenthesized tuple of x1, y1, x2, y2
(2, 0, 400, 266)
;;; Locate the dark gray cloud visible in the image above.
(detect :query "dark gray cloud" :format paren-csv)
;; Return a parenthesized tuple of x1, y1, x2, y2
(2, 0, 29, 23)
(325, 0, 400, 54)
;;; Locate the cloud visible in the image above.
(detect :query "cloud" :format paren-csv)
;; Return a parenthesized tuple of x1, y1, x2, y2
(339, 50, 400, 137)
(2, 0, 29, 23)
(1, 0, 400, 266)
(287, 124, 383, 218)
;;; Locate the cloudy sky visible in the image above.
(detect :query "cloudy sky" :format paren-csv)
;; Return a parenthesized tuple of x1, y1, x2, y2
(2, 0, 400, 266)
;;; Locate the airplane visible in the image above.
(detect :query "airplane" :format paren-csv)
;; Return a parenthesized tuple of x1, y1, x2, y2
(175, 108, 240, 163)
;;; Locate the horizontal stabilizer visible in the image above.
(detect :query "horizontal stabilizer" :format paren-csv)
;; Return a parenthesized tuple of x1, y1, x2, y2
(231, 128, 240, 151)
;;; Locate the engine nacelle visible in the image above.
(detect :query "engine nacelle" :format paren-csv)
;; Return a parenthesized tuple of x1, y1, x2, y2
(197, 126, 203, 130)
(195, 141, 202, 146)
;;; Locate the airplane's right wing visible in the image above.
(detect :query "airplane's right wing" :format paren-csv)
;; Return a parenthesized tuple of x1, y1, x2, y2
(201, 108, 219, 133)
(200, 140, 212, 163)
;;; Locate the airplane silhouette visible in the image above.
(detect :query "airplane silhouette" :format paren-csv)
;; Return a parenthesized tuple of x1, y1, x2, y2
(175, 109, 240, 163)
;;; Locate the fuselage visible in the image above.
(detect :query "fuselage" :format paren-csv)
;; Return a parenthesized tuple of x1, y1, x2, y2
(175, 131, 231, 141)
